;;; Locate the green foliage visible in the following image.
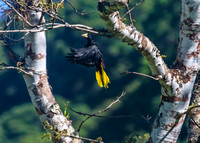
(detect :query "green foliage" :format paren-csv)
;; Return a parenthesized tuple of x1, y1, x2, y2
(122, 133, 150, 143)
(188, 103, 195, 110)
(96, 137, 103, 142)
(0, 104, 49, 143)
(40, 0, 64, 12)
(15, 0, 64, 19)
(64, 101, 70, 119)
(42, 121, 68, 142)
(161, 55, 167, 58)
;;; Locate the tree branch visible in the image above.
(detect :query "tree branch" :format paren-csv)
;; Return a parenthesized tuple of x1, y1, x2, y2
(66, 0, 93, 16)
(121, 0, 145, 20)
(120, 70, 161, 80)
(68, 135, 103, 143)
(97, 0, 169, 79)
(0, 65, 33, 76)
(2, 0, 33, 27)
(77, 91, 126, 132)
(0, 23, 96, 33)
(0, 35, 23, 63)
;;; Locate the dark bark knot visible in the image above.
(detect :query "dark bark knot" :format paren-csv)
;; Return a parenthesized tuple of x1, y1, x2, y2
(50, 104, 60, 115)
(172, 59, 186, 71)
(25, 43, 45, 60)
(32, 86, 40, 96)
(187, 42, 200, 58)
(182, 18, 194, 28)
(162, 95, 189, 103)
(189, 7, 194, 12)
(35, 107, 45, 115)
(186, 33, 199, 41)
(37, 75, 53, 102)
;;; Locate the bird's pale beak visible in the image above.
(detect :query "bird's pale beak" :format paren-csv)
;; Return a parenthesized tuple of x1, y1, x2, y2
(81, 33, 88, 38)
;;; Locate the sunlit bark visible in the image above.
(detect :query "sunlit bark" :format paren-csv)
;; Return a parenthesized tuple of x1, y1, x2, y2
(22, 2, 79, 143)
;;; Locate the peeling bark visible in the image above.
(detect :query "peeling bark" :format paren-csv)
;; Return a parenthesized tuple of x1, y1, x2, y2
(22, 4, 79, 143)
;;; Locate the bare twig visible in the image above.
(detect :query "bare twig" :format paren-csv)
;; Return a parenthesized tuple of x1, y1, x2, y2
(68, 135, 104, 143)
(0, 35, 23, 62)
(68, 106, 138, 118)
(121, 70, 160, 80)
(183, 105, 200, 115)
(0, 22, 113, 38)
(57, 0, 64, 11)
(66, 0, 93, 16)
(0, 23, 98, 34)
(121, 0, 145, 20)
(2, 0, 33, 27)
(141, 115, 152, 127)
(27, 6, 66, 24)
(3, 15, 15, 30)
(68, 105, 153, 127)
(188, 112, 200, 129)
(173, 105, 200, 130)
(0, 65, 33, 76)
(77, 91, 126, 132)
(3, 32, 28, 42)
(125, 3, 133, 26)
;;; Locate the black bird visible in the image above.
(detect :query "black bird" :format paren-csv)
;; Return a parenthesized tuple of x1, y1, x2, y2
(66, 33, 110, 88)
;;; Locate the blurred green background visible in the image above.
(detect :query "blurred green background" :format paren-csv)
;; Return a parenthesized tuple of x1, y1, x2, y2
(0, 0, 186, 142)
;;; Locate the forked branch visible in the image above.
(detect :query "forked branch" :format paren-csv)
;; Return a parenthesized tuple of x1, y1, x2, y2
(97, 0, 169, 81)
(77, 91, 126, 132)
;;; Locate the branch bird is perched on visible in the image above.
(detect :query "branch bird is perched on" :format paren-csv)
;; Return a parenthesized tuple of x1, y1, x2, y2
(66, 33, 110, 88)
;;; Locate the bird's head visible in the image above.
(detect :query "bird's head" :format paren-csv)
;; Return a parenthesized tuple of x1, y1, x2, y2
(81, 33, 93, 39)
(81, 33, 95, 45)
(81, 33, 89, 38)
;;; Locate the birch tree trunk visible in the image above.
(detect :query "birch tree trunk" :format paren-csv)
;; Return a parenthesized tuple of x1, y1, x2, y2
(188, 72, 200, 143)
(22, 1, 79, 143)
(97, 0, 200, 142)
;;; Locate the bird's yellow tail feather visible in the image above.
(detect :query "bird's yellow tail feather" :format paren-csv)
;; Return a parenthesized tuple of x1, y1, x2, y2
(95, 65, 110, 88)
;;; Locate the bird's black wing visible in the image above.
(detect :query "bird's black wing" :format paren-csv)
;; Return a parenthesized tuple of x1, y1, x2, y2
(66, 45, 102, 67)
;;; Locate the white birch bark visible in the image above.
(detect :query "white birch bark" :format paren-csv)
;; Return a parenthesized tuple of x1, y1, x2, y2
(97, 0, 200, 142)
(188, 73, 200, 143)
(22, 5, 79, 143)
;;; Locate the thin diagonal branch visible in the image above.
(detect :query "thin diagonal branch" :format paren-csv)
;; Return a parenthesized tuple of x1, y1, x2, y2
(77, 91, 126, 132)
(3, 32, 28, 42)
(68, 106, 136, 118)
(121, 0, 145, 20)
(66, 0, 93, 16)
(68, 135, 103, 143)
(0, 35, 23, 63)
(188, 112, 200, 129)
(3, 15, 15, 30)
(2, 0, 33, 27)
(120, 70, 161, 80)
(125, 3, 133, 26)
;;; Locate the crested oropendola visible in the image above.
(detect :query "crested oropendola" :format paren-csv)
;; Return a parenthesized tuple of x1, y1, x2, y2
(66, 33, 110, 88)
